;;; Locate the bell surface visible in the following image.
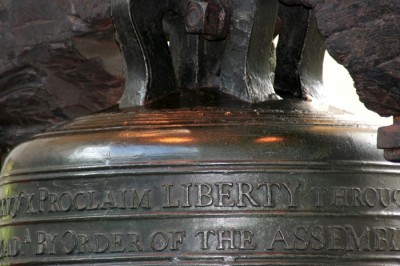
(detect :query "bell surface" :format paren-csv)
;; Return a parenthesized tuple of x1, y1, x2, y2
(1, 95, 400, 265)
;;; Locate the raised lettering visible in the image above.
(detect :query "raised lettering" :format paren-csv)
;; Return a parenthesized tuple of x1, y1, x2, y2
(364, 188, 378, 207)
(25, 194, 37, 214)
(195, 230, 215, 250)
(127, 233, 143, 252)
(239, 230, 256, 250)
(268, 228, 292, 250)
(78, 234, 91, 254)
(328, 226, 344, 250)
(170, 231, 186, 251)
(349, 188, 363, 207)
(311, 187, 327, 207)
(237, 183, 260, 207)
(35, 231, 58, 255)
(131, 189, 151, 209)
(100, 191, 117, 209)
(48, 193, 60, 212)
(62, 231, 77, 254)
(345, 225, 371, 251)
(181, 184, 192, 207)
(36, 232, 46, 255)
(39, 188, 48, 212)
(59, 192, 73, 212)
(151, 232, 169, 251)
(215, 183, 235, 207)
(73, 192, 88, 211)
(378, 189, 391, 207)
(162, 185, 179, 208)
(282, 183, 300, 207)
(389, 228, 400, 251)
(311, 226, 325, 250)
(94, 233, 109, 253)
(258, 183, 281, 207)
(87, 191, 100, 210)
(373, 228, 389, 251)
(217, 230, 235, 250)
(331, 187, 347, 207)
(195, 184, 213, 207)
(111, 233, 125, 253)
(294, 227, 308, 250)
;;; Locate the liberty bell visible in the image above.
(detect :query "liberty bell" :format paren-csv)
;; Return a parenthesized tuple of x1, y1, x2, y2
(1, 0, 400, 265)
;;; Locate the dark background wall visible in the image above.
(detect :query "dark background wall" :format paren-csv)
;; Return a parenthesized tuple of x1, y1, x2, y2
(0, 0, 124, 164)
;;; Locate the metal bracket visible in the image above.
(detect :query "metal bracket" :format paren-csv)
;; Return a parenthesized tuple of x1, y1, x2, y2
(112, 0, 326, 107)
(112, 0, 177, 108)
(274, 3, 325, 100)
(378, 116, 400, 162)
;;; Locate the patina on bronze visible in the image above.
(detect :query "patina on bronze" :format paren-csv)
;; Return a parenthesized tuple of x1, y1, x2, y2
(2, 95, 400, 265)
(1, 0, 400, 265)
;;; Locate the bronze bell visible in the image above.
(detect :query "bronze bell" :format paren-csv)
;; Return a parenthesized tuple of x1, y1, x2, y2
(1, 0, 400, 265)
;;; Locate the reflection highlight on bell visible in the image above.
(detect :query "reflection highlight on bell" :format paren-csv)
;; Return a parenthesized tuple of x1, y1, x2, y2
(117, 129, 197, 144)
(118, 129, 192, 139)
(155, 137, 197, 144)
(255, 136, 285, 144)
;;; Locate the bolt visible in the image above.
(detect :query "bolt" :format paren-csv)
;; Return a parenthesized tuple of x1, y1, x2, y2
(377, 116, 400, 162)
(185, 0, 230, 40)
(185, 1, 209, 33)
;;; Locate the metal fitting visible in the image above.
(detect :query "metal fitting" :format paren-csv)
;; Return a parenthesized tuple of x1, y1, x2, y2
(185, 0, 230, 40)
(377, 116, 400, 162)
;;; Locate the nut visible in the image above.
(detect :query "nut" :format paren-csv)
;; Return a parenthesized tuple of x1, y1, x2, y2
(378, 116, 400, 162)
(185, 1, 209, 34)
(185, 0, 230, 40)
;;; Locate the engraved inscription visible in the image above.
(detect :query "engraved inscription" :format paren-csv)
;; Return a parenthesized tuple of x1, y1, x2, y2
(0, 188, 152, 218)
(32, 231, 145, 255)
(0, 193, 24, 218)
(3, 224, 400, 260)
(162, 182, 301, 208)
(0, 238, 22, 258)
(150, 231, 186, 251)
(2, 178, 400, 221)
(0, 181, 303, 219)
(37, 188, 152, 212)
(194, 225, 400, 252)
(195, 230, 256, 250)
(311, 187, 400, 208)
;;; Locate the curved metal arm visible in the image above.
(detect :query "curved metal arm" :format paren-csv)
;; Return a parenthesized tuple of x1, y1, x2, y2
(112, 0, 177, 108)
(275, 4, 325, 100)
(220, 0, 280, 102)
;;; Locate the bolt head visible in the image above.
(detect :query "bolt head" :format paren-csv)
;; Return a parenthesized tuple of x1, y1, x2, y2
(185, 0, 230, 40)
(377, 124, 400, 149)
(378, 123, 400, 162)
(185, 1, 209, 34)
